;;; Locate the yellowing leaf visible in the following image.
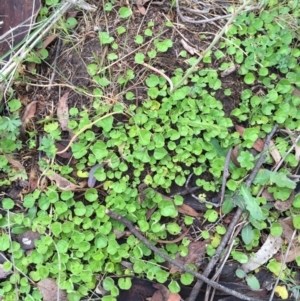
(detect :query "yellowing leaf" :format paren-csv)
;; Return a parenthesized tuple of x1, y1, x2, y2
(275, 285, 288, 299)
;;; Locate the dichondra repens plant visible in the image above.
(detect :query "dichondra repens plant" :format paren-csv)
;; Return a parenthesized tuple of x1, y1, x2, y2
(0, 1, 300, 300)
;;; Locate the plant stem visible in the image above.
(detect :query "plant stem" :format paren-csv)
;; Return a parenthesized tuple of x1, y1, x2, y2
(56, 112, 128, 155)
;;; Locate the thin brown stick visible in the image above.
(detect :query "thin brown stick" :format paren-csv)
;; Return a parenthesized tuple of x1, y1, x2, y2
(56, 112, 128, 155)
(141, 62, 173, 91)
(187, 124, 278, 301)
(220, 147, 232, 205)
(48, 38, 62, 90)
(107, 210, 264, 301)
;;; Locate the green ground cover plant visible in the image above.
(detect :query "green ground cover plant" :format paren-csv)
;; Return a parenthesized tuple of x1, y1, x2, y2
(0, 0, 300, 300)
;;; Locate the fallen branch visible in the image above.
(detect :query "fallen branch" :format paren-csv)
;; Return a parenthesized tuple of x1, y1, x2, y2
(106, 210, 264, 301)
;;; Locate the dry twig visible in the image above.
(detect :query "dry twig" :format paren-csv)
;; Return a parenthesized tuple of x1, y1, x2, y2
(106, 210, 264, 301)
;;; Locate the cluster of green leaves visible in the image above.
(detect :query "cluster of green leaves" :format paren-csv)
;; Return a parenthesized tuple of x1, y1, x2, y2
(219, 8, 300, 132)
(0, 98, 25, 187)
(1, 0, 300, 300)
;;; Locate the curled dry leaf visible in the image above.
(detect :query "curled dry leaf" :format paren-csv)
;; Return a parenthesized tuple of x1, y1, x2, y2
(180, 39, 198, 55)
(279, 217, 294, 241)
(42, 34, 57, 48)
(57, 92, 70, 132)
(230, 145, 241, 167)
(42, 169, 81, 191)
(37, 278, 68, 301)
(135, 0, 150, 15)
(4, 154, 25, 173)
(157, 227, 190, 244)
(288, 130, 300, 162)
(21, 101, 37, 128)
(29, 166, 39, 191)
(220, 64, 238, 77)
(269, 140, 281, 166)
(176, 203, 201, 217)
(292, 86, 300, 98)
(28, 35, 57, 71)
(275, 218, 299, 263)
(242, 235, 284, 273)
(275, 241, 300, 263)
(95, 280, 109, 296)
(113, 229, 126, 239)
(0, 264, 12, 279)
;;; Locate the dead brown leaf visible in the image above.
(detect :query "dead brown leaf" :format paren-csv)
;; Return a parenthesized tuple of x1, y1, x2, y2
(135, 0, 150, 15)
(151, 284, 181, 301)
(177, 203, 201, 217)
(170, 241, 208, 274)
(279, 217, 294, 241)
(261, 188, 275, 202)
(157, 227, 190, 244)
(276, 246, 300, 263)
(230, 145, 240, 167)
(27, 35, 57, 71)
(168, 293, 181, 301)
(154, 192, 201, 217)
(37, 278, 68, 301)
(220, 64, 238, 77)
(275, 218, 300, 263)
(274, 190, 294, 212)
(42, 34, 57, 48)
(242, 235, 284, 273)
(288, 130, 300, 162)
(236, 125, 281, 166)
(21, 101, 37, 128)
(4, 154, 25, 172)
(55, 142, 72, 159)
(29, 167, 39, 192)
(137, 5, 146, 15)
(269, 140, 281, 166)
(42, 169, 81, 191)
(57, 92, 70, 132)
(235, 125, 265, 152)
